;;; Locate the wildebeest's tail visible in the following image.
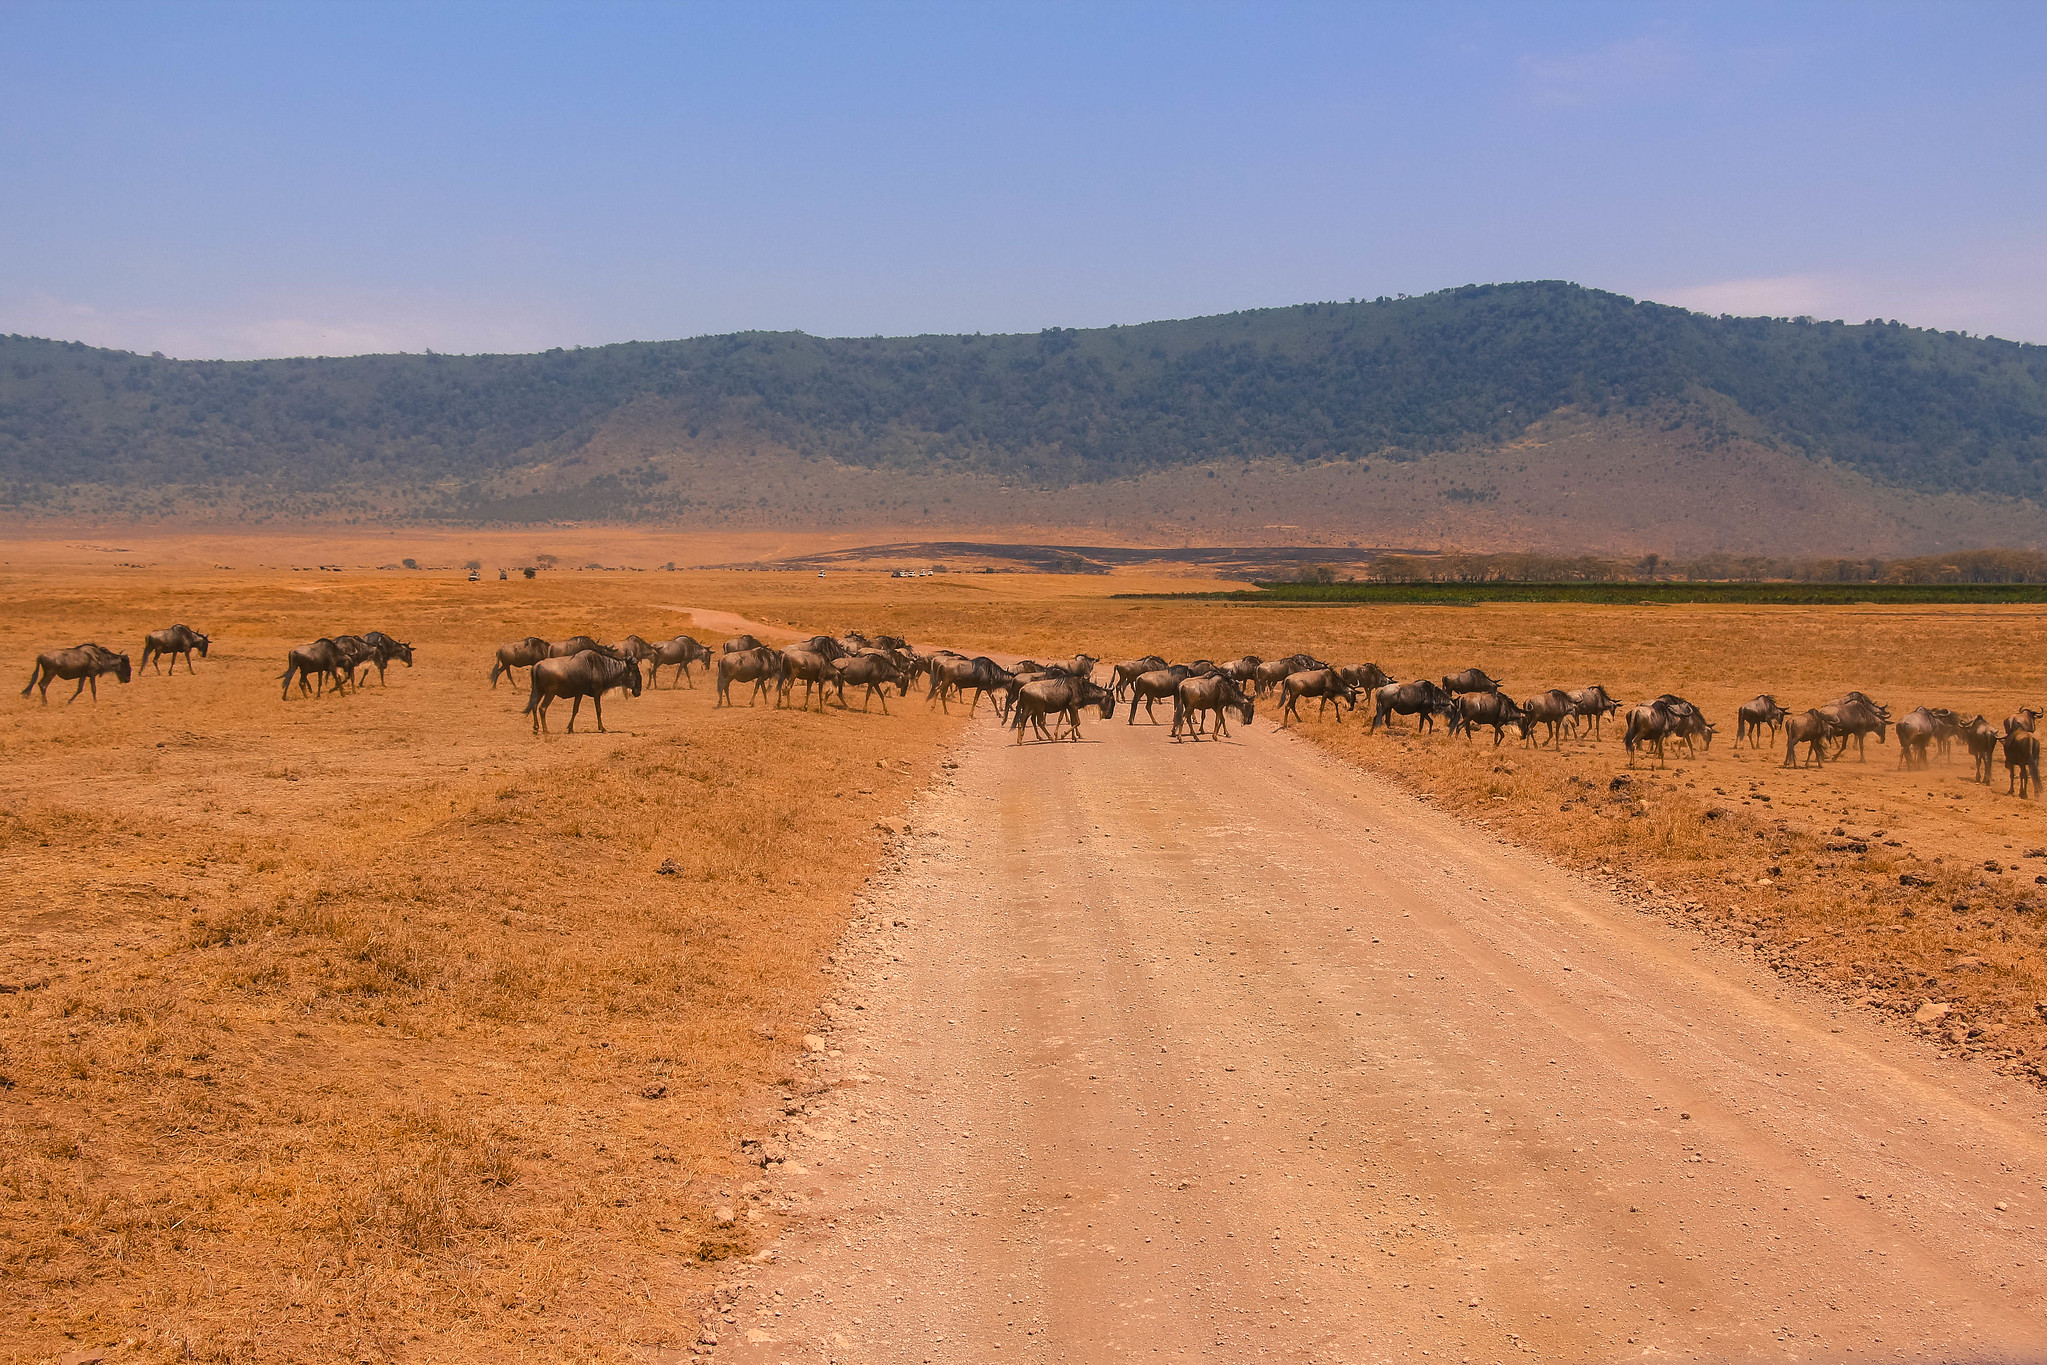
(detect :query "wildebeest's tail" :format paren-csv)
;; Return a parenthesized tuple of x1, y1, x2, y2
(20, 661, 43, 697)
(523, 673, 543, 716)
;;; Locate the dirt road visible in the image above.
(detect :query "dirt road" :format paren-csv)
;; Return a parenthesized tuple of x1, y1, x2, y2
(707, 702, 2047, 1363)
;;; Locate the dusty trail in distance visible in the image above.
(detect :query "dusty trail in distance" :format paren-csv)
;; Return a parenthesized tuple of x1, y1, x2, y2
(713, 699, 2047, 1363)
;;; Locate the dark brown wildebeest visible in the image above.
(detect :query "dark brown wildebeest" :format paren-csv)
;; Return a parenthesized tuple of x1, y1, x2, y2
(1110, 656, 1169, 698)
(1621, 703, 1686, 769)
(1251, 655, 1322, 698)
(1518, 689, 1577, 747)
(998, 667, 1068, 723)
(1895, 706, 1964, 769)
(140, 624, 209, 675)
(1781, 709, 1835, 769)
(2006, 732, 2042, 798)
(1370, 679, 1452, 733)
(1963, 715, 2001, 784)
(832, 652, 910, 714)
(524, 651, 642, 734)
(869, 634, 908, 651)
(1816, 692, 1889, 760)
(791, 635, 850, 661)
(1650, 695, 1715, 757)
(929, 654, 1014, 716)
(1339, 663, 1392, 693)
(2008, 707, 2043, 736)
(647, 634, 713, 687)
(1011, 676, 1115, 743)
(1565, 684, 1621, 738)
(722, 634, 765, 654)
(279, 638, 349, 699)
(1452, 692, 1527, 746)
(777, 648, 836, 712)
(1735, 694, 1787, 748)
(715, 647, 781, 708)
(1055, 654, 1099, 683)
(1171, 674, 1255, 741)
(491, 636, 551, 688)
(1127, 666, 1193, 724)
(612, 634, 659, 665)
(23, 643, 131, 703)
(358, 631, 415, 685)
(329, 634, 378, 688)
(549, 635, 625, 661)
(1220, 656, 1263, 687)
(1441, 667, 1502, 696)
(1278, 669, 1358, 726)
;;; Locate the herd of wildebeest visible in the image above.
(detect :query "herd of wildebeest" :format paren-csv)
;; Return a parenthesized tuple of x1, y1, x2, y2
(18, 623, 2043, 796)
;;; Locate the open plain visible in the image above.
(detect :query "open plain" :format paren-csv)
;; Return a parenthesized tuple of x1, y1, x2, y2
(4, 537, 2047, 1362)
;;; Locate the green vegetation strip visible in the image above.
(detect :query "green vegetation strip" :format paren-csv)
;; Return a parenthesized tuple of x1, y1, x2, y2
(1115, 582, 2047, 605)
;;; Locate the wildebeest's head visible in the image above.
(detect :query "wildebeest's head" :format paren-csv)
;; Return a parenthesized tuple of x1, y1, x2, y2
(113, 653, 132, 683)
(390, 640, 415, 667)
(623, 658, 644, 697)
(194, 632, 211, 657)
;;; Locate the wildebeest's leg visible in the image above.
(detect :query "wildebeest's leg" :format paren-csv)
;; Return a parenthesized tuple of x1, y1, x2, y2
(69, 675, 89, 703)
(592, 694, 605, 733)
(567, 695, 584, 733)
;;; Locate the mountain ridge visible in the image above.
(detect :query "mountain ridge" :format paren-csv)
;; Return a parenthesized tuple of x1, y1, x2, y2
(3, 281, 2045, 552)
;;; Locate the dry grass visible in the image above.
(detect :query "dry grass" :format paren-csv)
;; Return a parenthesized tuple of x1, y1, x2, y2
(711, 575, 2047, 1075)
(0, 555, 961, 1362)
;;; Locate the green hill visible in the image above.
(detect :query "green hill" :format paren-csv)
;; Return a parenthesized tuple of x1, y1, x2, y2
(3, 282, 2045, 524)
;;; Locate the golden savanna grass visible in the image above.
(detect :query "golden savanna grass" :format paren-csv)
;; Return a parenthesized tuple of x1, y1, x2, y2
(698, 570, 2047, 1070)
(5, 538, 2046, 1362)
(0, 556, 962, 1362)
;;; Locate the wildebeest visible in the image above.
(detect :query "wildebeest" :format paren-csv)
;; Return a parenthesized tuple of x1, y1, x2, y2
(722, 634, 764, 653)
(329, 635, 379, 688)
(1782, 709, 1835, 769)
(929, 655, 1013, 716)
(1517, 689, 1577, 747)
(1370, 679, 1452, 733)
(1278, 669, 1357, 726)
(1055, 654, 1099, 683)
(1650, 695, 1715, 756)
(1453, 692, 1527, 745)
(1171, 674, 1255, 741)
(2006, 732, 2042, 798)
(1894, 706, 1962, 770)
(23, 643, 131, 703)
(549, 635, 625, 661)
(1816, 692, 1890, 760)
(832, 652, 910, 713)
(1963, 715, 2002, 784)
(491, 636, 551, 688)
(1110, 656, 1169, 698)
(777, 648, 836, 712)
(1251, 655, 1322, 698)
(715, 646, 782, 708)
(524, 651, 642, 734)
(279, 638, 349, 699)
(1565, 685, 1621, 738)
(1623, 697, 1699, 767)
(1219, 656, 1263, 687)
(2008, 707, 2043, 736)
(1441, 667, 1502, 696)
(791, 635, 850, 661)
(1339, 662, 1392, 693)
(647, 634, 713, 687)
(140, 624, 209, 675)
(1735, 695, 1787, 748)
(1011, 676, 1115, 743)
(1127, 666, 1193, 724)
(358, 631, 414, 685)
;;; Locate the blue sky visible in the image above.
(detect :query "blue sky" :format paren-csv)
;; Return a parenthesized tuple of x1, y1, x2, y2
(2, 1, 2042, 357)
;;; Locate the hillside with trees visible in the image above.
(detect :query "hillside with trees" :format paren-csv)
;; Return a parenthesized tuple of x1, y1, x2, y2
(2, 282, 2044, 550)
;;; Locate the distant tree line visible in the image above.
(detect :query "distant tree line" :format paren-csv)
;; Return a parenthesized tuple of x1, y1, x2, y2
(1287, 547, 2047, 585)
